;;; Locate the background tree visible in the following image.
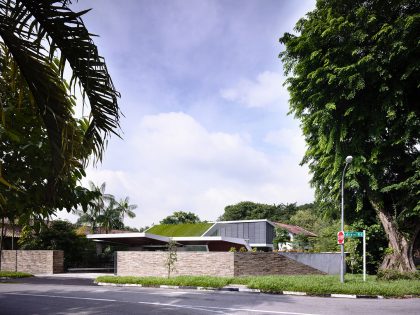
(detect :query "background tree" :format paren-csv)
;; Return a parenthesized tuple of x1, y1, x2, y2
(75, 182, 137, 233)
(18, 220, 98, 269)
(218, 201, 298, 222)
(160, 211, 201, 225)
(280, 0, 419, 271)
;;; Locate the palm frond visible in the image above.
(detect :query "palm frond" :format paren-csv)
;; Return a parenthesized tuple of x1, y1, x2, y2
(21, 0, 121, 163)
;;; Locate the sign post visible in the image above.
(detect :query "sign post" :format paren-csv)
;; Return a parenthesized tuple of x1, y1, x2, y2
(363, 230, 366, 282)
(343, 230, 367, 282)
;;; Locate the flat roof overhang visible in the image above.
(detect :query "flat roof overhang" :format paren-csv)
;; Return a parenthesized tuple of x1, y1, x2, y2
(86, 232, 171, 246)
(86, 233, 251, 250)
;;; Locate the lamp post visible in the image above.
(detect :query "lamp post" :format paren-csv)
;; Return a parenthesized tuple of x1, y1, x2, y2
(340, 155, 353, 283)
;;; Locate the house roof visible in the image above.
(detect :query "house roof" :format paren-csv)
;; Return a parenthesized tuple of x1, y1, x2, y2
(86, 232, 251, 250)
(273, 222, 317, 237)
(146, 223, 213, 237)
(2, 225, 22, 238)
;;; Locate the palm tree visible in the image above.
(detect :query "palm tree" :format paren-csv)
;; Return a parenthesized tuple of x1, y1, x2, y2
(116, 197, 137, 221)
(75, 181, 114, 233)
(0, 0, 121, 199)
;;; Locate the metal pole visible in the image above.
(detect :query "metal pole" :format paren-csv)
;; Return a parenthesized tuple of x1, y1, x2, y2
(340, 163, 348, 283)
(340, 156, 352, 283)
(363, 230, 366, 282)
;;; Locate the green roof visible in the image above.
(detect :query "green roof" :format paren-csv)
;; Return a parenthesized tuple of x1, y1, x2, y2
(146, 223, 213, 237)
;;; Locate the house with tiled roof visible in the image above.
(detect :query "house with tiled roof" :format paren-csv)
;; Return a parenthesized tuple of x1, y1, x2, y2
(272, 222, 317, 251)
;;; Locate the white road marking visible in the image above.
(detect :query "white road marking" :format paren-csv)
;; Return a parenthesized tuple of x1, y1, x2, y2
(5, 292, 116, 302)
(4, 292, 322, 315)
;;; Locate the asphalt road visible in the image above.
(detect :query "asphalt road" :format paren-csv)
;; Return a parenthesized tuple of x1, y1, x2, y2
(0, 277, 419, 315)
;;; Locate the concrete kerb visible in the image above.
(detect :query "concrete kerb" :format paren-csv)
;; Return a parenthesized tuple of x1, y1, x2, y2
(95, 282, 386, 299)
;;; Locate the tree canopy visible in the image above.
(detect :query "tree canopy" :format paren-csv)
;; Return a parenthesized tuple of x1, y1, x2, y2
(75, 182, 137, 233)
(0, 0, 121, 206)
(280, 0, 419, 271)
(218, 201, 298, 222)
(160, 211, 201, 225)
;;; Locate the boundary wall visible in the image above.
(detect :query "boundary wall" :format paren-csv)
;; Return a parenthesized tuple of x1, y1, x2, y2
(0, 250, 64, 274)
(117, 252, 324, 277)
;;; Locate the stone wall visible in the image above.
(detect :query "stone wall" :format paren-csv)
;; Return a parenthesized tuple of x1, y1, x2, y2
(0, 250, 64, 274)
(116, 251, 324, 277)
(234, 252, 324, 276)
(117, 252, 234, 277)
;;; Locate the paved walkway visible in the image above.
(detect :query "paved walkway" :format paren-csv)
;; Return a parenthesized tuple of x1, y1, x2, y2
(34, 273, 112, 279)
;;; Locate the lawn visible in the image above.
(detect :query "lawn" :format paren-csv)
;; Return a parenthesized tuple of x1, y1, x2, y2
(146, 223, 213, 237)
(96, 274, 420, 297)
(0, 271, 33, 278)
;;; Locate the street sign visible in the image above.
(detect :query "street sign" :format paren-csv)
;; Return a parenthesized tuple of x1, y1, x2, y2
(337, 231, 345, 244)
(344, 231, 363, 238)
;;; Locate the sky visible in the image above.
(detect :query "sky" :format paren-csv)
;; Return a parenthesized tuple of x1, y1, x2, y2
(57, 0, 317, 229)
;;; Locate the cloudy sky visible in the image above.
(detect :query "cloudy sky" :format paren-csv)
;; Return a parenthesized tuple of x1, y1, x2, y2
(57, 0, 317, 228)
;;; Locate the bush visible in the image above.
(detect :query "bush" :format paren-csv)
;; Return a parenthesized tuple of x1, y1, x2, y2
(376, 269, 420, 281)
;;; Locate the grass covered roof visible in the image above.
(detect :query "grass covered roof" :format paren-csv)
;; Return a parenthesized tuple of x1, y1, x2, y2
(146, 223, 213, 237)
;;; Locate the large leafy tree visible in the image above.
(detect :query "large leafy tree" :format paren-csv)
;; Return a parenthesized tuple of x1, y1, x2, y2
(280, 0, 419, 271)
(160, 211, 201, 225)
(218, 201, 298, 222)
(0, 0, 121, 201)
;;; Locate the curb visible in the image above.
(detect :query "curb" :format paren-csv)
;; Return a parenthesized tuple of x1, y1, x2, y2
(96, 282, 385, 299)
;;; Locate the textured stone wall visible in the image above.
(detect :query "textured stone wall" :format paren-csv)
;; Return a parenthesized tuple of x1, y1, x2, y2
(0, 250, 64, 274)
(234, 252, 324, 276)
(117, 252, 235, 277)
(117, 251, 324, 277)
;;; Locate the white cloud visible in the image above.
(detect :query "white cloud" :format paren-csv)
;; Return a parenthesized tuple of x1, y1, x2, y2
(57, 112, 313, 228)
(264, 128, 307, 158)
(220, 71, 289, 108)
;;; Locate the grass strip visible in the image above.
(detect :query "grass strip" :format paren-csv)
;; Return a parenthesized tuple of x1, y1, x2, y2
(96, 275, 232, 288)
(0, 271, 33, 278)
(234, 274, 420, 297)
(96, 274, 420, 297)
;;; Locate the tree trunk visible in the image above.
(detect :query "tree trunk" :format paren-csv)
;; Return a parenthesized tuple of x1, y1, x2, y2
(370, 198, 416, 272)
(0, 216, 4, 270)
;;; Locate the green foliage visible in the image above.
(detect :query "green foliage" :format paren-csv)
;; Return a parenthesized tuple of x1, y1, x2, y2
(18, 220, 97, 269)
(376, 269, 420, 281)
(239, 247, 248, 252)
(96, 274, 420, 297)
(146, 223, 213, 237)
(273, 228, 290, 250)
(160, 211, 201, 225)
(219, 201, 298, 222)
(75, 181, 137, 233)
(229, 247, 237, 252)
(0, 1, 121, 210)
(0, 54, 97, 224)
(0, 271, 32, 278)
(96, 275, 232, 288)
(280, 0, 420, 270)
(293, 234, 311, 252)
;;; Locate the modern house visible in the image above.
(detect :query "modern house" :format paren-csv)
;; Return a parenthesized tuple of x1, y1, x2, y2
(87, 219, 277, 252)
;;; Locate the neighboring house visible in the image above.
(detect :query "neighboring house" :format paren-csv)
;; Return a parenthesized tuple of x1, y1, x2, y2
(272, 222, 317, 251)
(0, 219, 22, 249)
(87, 219, 278, 252)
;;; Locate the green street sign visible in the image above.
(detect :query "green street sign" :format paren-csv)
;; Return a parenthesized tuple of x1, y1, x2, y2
(344, 231, 363, 238)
